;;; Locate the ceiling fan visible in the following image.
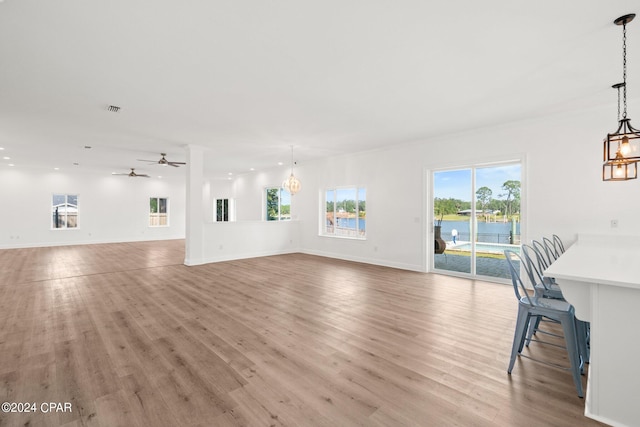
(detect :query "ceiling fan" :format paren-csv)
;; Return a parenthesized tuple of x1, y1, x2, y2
(112, 168, 150, 178)
(137, 153, 186, 167)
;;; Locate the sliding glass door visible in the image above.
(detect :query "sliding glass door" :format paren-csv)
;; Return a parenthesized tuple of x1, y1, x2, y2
(433, 169, 472, 274)
(433, 162, 521, 280)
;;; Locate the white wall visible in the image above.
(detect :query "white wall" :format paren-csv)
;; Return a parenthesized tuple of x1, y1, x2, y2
(0, 169, 186, 248)
(4, 100, 639, 269)
(230, 101, 640, 272)
(197, 220, 301, 264)
(232, 169, 299, 222)
(294, 149, 426, 271)
(183, 172, 300, 265)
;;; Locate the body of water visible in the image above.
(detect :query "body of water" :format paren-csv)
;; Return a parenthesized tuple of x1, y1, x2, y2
(438, 220, 520, 244)
(450, 242, 520, 254)
(334, 217, 366, 230)
(329, 218, 518, 243)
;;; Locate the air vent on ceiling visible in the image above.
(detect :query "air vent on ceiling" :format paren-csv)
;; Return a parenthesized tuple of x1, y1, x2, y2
(107, 105, 121, 113)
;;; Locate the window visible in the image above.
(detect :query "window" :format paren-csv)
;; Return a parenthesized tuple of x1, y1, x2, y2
(265, 187, 290, 221)
(52, 194, 78, 229)
(149, 197, 169, 226)
(214, 198, 235, 222)
(323, 187, 366, 238)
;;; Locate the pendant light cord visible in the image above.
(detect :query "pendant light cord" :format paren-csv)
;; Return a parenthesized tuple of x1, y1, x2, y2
(623, 21, 628, 118)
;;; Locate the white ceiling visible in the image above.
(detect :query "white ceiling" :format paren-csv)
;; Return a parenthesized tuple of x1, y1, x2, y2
(0, 1, 638, 179)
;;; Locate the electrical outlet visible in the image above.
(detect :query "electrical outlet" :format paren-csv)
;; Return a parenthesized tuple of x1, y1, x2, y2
(611, 219, 619, 228)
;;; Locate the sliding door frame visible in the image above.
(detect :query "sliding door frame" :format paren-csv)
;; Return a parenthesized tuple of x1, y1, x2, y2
(424, 155, 526, 283)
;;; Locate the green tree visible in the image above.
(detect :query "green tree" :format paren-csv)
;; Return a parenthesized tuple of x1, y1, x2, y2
(345, 200, 356, 213)
(326, 200, 334, 213)
(476, 186, 492, 214)
(500, 180, 521, 217)
(358, 200, 366, 217)
(266, 188, 279, 221)
(434, 198, 470, 216)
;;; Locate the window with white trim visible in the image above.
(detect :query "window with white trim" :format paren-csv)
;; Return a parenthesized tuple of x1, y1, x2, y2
(265, 187, 290, 221)
(52, 194, 78, 229)
(323, 187, 366, 238)
(215, 198, 235, 222)
(149, 197, 169, 227)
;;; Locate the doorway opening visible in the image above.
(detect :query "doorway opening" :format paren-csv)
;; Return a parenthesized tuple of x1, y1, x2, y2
(432, 162, 522, 281)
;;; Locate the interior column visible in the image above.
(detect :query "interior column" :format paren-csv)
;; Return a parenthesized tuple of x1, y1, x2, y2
(184, 145, 205, 265)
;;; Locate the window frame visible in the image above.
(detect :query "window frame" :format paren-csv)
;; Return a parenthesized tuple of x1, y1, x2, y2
(265, 187, 291, 221)
(149, 197, 170, 227)
(429, 158, 523, 282)
(51, 194, 79, 230)
(321, 186, 366, 239)
(214, 198, 235, 222)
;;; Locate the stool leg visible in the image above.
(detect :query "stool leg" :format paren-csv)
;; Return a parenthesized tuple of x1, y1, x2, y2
(560, 314, 584, 398)
(576, 320, 589, 364)
(525, 315, 542, 347)
(509, 306, 531, 374)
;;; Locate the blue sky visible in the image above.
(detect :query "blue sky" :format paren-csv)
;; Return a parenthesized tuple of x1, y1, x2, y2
(434, 164, 521, 201)
(281, 189, 291, 206)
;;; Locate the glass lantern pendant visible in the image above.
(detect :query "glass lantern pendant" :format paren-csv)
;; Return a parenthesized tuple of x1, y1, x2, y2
(603, 14, 640, 166)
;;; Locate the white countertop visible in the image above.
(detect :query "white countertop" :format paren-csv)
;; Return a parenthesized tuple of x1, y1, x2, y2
(541, 234, 640, 427)
(545, 237, 640, 290)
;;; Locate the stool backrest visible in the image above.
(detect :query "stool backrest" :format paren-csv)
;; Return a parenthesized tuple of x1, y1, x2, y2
(504, 250, 534, 305)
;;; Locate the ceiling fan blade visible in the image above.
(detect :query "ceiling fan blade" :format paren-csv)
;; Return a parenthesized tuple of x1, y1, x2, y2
(137, 159, 158, 163)
(113, 168, 151, 177)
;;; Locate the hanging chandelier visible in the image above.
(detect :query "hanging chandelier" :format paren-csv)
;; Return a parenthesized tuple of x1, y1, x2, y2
(282, 145, 301, 195)
(603, 13, 640, 176)
(603, 82, 638, 180)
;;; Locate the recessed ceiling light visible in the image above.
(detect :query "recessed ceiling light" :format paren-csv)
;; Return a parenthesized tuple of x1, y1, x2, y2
(250, 167, 255, 171)
(2, 156, 9, 160)
(54, 167, 59, 170)
(278, 162, 284, 166)
(228, 172, 233, 175)
(158, 176, 162, 179)
(8, 164, 14, 167)
(0, 147, 4, 150)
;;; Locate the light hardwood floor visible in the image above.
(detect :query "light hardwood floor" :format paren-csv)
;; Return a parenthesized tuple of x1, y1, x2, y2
(0, 240, 603, 426)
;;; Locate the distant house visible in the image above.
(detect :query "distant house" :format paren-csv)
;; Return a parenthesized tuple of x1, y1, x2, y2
(457, 209, 500, 216)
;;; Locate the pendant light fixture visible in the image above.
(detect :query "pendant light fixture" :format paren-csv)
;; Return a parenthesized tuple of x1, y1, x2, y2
(603, 148, 638, 180)
(603, 14, 640, 167)
(603, 82, 638, 181)
(282, 145, 301, 195)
